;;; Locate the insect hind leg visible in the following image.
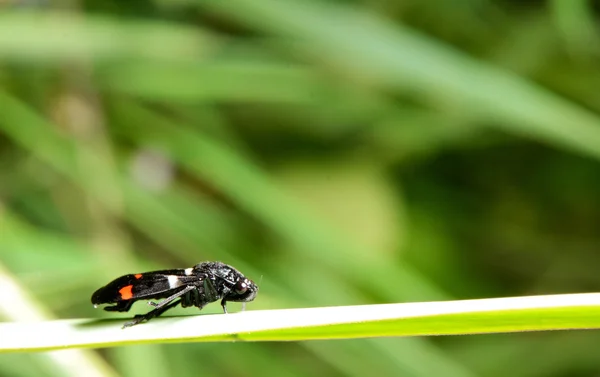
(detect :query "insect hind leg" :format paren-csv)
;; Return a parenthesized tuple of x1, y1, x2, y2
(123, 285, 196, 328)
(104, 300, 134, 312)
(122, 299, 181, 328)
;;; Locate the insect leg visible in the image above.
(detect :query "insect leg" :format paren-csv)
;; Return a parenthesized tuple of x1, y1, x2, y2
(122, 286, 195, 328)
(104, 300, 135, 312)
(219, 286, 232, 314)
(220, 298, 228, 314)
(147, 285, 195, 309)
(122, 299, 182, 328)
(203, 278, 219, 302)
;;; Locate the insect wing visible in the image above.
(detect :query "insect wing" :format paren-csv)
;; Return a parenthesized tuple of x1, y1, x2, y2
(92, 269, 200, 304)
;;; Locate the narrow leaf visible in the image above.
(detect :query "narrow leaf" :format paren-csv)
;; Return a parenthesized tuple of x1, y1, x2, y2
(1, 293, 600, 353)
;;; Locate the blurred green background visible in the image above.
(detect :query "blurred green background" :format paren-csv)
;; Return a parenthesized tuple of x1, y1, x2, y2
(1, 0, 600, 376)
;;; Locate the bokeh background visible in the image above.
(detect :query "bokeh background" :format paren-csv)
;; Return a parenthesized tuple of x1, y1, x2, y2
(2, 0, 600, 376)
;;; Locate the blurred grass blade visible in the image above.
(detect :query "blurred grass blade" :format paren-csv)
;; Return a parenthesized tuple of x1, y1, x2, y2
(550, 0, 599, 57)
(0, 90, 447, 302)
(203, 0, 600, 160)
(111, 101, 447, 301)
(101, 60, 333, 103)
(0, 11, 216, 62)
(0, 263, 119, 377)
(2, 293, 600, 353)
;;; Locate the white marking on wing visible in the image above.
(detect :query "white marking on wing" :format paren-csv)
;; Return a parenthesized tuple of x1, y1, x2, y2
(168, 275, 183, 288)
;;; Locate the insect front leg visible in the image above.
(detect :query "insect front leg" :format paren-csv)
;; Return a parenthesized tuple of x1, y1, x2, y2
(220, 286, 232, 314)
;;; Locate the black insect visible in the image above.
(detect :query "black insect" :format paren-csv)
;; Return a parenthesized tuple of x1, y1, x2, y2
(91, 261, 258, 328)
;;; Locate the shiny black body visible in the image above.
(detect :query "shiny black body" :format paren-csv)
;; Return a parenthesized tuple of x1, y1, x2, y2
(91, 261, 258, 328)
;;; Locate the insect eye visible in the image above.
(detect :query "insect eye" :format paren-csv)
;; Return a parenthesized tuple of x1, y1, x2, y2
(235, 280, 248, 294)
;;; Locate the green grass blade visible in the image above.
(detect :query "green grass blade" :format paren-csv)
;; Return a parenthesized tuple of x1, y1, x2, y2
(0, 11, 216, 62)
(0, 263, 119, 376)
(202, 0, 600, 160)
(2, 293, 600, 353)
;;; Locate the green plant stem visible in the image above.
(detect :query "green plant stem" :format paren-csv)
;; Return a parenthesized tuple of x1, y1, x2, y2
(1, 293, 600, 353)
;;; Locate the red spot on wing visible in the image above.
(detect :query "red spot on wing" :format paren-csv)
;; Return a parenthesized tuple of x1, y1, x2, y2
(119, 285, 134, 300)
(134, 274, 142, 279)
